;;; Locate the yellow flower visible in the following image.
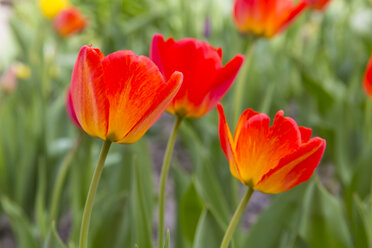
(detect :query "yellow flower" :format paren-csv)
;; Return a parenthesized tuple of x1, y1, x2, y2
(39, 0, 70, 19)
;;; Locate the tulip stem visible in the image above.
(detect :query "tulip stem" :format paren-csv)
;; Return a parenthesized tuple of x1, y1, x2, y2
(233, 40, 256, 126)
(220, 187, 254, 248)
(158, 116, 183, 248)
(79, 139, 112, 248)
(50, 132, 83, 223)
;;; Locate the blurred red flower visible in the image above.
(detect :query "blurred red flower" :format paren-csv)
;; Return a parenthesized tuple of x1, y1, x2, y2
(218, 104, 326, 194)
(364, 55, 372, 98)
(68, 45, 183, 143)
(151, 34, 244, 118)
(53, 7, 87, 37)
(233, 0, 308, 38)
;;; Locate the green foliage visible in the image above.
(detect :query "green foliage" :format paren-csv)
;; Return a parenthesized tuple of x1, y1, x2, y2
(1, 0, 372, 247)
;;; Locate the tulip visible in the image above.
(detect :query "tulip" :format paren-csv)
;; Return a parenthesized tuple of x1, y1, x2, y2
(305, 0, 331, 10)
(68, 45, 183, 143)
(39, 0, 70, 19)
(53, 7, 87, 37)
(69, 45, 182, 248)
(364, 55, 372, 98)
(233, 0, 308, 38)
(218, 103, 326, 194)
(151, 33, 244, 118)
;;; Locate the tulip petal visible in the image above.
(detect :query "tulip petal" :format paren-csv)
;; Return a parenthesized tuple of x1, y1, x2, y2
(235, 110, 301, 185)
(70, 45, 108, 139)
(217, 103, 241, 180)
(299, 126, 312, 143)
(206, 54, 244, 113)
(101, 51, 182, 143)
(234, 108, 260, 141)
(255, 137, 326, 193)
(117, 71, 183, 144)
(269, 1, 307, 37)
(66, 87, 81, 128)
(151, 34, 242, 118)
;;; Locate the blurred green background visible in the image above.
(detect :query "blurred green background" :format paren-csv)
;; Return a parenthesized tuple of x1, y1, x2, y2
(1, 0, 372, 247)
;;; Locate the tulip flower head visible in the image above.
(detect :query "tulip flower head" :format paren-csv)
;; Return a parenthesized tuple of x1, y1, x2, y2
(68, 45, 183, 143)
(218, 104, 326, 194)
(364, 55, 372, 98)
(233, 0, 308, 38)
(53, 7, 87, 37)
(151, 34, 244, 118)
(305, 0, 331, 10)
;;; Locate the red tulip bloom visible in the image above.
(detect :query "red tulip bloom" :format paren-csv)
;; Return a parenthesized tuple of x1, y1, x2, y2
(305, 0, 331, 10)
(150, 34, 244, 118)
(68, 45, 183, 143)
(233, 0, 308, 38)
(364, 55, 372, 98)
(53, 7, 87, 37)
(218, 104, 326, 194)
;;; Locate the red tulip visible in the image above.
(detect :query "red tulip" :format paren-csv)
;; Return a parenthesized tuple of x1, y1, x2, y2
(150, 34, 244, 118)
(233, 0, 308, 38)
(68, 45, 183, 143)
(364, 55, 372, 98)
(218, 104, 326, 194)
(53, 7, 87, 37)
(305, 0, 331, 10)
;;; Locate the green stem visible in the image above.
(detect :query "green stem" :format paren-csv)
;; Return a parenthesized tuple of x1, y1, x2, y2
(233, 40, 256, 126)
(50, 133, 83, 223)
(157, 116, 183, 248)
(220, 187, 254, 248)
(79, 139, 112, 248)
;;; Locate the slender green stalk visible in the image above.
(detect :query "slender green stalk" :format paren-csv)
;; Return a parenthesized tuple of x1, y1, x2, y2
(158, 116, 183, 248)
(233, 40, 256, 126)
(220, 187, 254, 248)
(79, 140, 112, 248)
(50, 133, 83, 222)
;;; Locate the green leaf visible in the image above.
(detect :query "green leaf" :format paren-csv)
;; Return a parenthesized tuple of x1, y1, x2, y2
(0, 196, 39, 248)
(130, 157, 153, 248)
(299, 179, 352, 248)
(242, 184, 308, 248)
(193, 210, 224, 248)
(163, 229, 170, 248)
(43, 222, 67, 248)
(179, 180, 204, 243)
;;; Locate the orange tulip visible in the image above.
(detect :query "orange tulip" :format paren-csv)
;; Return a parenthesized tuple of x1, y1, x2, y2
(53, 7, 87, 37)
(68, 45, 183, 143)
(364, 55, 372, 98)
(218, 104, 326, 194)
(151, 34, 244, 118)
(233, 0, 308, 38)
(305, 0, 331, 10)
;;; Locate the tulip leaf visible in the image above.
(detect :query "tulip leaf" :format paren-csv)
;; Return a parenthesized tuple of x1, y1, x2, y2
(241, 183, 307, 248)
(43, 222, 67, 248)
(193, 210, 224, 248)
(299, 179, 352, 248)
(179, 180, 204, 243)
(163, 229, 170, 248)
(130, 157, 153, 248)
(0, 196, 39, 248)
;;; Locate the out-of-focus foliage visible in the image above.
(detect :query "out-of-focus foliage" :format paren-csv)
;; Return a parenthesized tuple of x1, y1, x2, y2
(1, 0, 372, 247)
